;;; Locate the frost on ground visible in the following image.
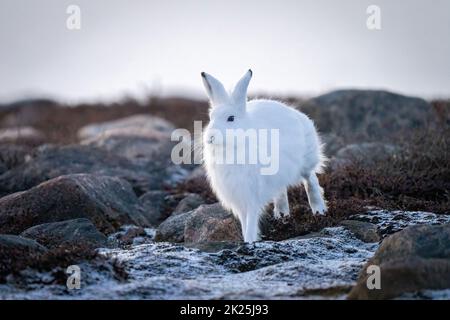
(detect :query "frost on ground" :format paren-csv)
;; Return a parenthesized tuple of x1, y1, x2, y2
(0, 210, 449, 300)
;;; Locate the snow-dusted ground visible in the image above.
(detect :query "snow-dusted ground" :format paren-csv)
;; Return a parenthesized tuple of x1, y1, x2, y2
(1, 210, 449, 299)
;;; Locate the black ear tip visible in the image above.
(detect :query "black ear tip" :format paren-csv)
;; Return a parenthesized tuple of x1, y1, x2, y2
(248, 69, 253, 76)
(201, 72, 206, 78)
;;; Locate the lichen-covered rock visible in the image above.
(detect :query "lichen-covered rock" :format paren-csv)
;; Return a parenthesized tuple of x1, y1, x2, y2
(348, 223, 450, 299)
(20, 218, 109, 249)
(0, 174, 151, 235)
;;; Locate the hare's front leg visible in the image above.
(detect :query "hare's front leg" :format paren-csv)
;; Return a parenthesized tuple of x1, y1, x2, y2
(303, 173, 327, 215)
(244, 212, 260, 243)
(273, 189, 290, 219)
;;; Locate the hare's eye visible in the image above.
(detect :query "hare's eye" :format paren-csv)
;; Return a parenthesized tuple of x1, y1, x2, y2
(227, 116, 235, 122)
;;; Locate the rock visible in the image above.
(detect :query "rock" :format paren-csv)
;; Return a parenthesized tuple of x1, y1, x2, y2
(184, 241, 241, 253)
(3, 226, 373, 299)
(77, 114, 175, 141)
(0, 127, 44, 144)
(0, 145, 31, 175)
(138, 190, 181, 225)
(184, 204, 242, 243)
(115, 225, 147, 245)
(0, 174, 151, 235)
(82, 134, 173, 166)
(304, 90, 434, 143)
(321, 133, 346, 157)
(77, 116, 193, 182)
(0, 234, 48, 279)
(20, 218, 109, 249)
(154, 211, 191, 243)
(330, 142, 399, 170)
(172, 193, 204, 215)
(339, 220, 380, 243)
(0, 234, 47, 253)
(0, 99, 58, 128)
(109, 225, 155, 246)
(348, 223, 450, 299)
(155, 203, 242, 243)
(0, 144, 164, 196)
(349, 210, 450, 239)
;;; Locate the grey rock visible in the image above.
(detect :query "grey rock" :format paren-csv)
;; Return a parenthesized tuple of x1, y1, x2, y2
(77, 114, 175, 140)
(138, 190, 181, 225)
(0, 174, 151, 235)
(0, 234, 47, 253)
(0, 145, 31, 175)
(0, 144, 165, 196)
(20, 218, 109, 249)
(154, 211, 191, 243)
(172, 193, 204, 215)
(303, 90, 434, 143)
(184, 241, 241, 253)
(330, 142, 399, 170)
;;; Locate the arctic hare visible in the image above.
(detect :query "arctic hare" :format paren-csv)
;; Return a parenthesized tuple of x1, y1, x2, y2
(201, 70, 327, 243)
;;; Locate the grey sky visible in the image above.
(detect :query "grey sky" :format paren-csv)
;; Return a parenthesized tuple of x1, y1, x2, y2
(0, 0, 449, 103)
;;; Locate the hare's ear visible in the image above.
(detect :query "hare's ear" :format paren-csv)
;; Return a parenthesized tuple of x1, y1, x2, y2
(201, 72, 229, 106)
(231, 69, 252, 107)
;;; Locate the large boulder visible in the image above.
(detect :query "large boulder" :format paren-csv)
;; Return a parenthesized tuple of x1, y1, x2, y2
(155, 203, 242, 243)
(20, 218, 109, 249)
(303, 90, 434, 143)
(0, 144, 164, 196)
(0, 174, 151, 235)
(348, 223, 450, 299)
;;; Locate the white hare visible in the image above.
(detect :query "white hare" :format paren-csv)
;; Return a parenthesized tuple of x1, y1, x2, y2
(201, 70, 327, 243)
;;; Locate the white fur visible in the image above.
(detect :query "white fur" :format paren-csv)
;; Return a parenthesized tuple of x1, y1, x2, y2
(201, 70, 327, 243)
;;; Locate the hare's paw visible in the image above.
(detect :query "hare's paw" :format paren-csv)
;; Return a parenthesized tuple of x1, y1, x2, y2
(311, 202, 327, 216)
(273, 208, 290, 219)
(273, 209, 282, 220)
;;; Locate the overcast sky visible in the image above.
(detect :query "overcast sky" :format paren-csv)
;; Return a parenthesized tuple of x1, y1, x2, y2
(0, 0, 449, 103)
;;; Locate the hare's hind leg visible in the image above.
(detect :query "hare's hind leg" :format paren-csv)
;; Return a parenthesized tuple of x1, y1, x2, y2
(245, 211, 260, 243)
(273, 189, 290, 219)
(303, 173, 327, 215)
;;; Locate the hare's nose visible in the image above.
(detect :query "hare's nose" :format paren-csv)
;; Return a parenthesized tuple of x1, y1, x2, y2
(208, 135, 215, 144)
